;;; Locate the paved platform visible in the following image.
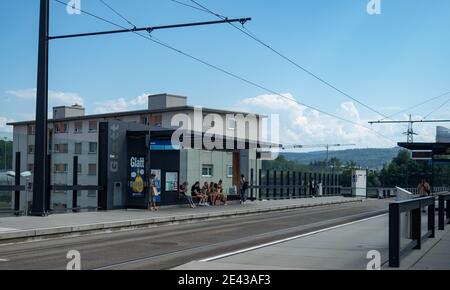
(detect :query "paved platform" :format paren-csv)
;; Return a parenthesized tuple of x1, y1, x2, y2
(0, 196, 363, 243)
(175, 214, 390, 270)
(175, 212, 445, 270)
(407, 228, 450, 270)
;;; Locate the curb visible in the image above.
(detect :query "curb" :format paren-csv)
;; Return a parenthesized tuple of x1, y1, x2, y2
(0, 198, 364, 244)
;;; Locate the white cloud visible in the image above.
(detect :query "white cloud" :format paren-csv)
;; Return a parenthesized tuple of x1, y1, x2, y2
(235, 93, 434, 149)
(6, 88, 84, 106)
(0, 116, 14, 133)
(95, 93, 150, 114)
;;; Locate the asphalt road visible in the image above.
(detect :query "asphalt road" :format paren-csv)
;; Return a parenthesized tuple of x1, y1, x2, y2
(0, 200, 390, 270)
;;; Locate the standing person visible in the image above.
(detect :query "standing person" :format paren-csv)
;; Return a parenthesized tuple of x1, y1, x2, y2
(424, 180, 432, 196)
(310, 179, 316, 198)
(148, 173, 158, 211)
(240, 175, 249, 204)
(180, 182, 196, 208)
(417, 180, 427, 197)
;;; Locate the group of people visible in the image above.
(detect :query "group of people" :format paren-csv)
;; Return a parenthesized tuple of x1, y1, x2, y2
(148, 173, 250, 210)
(180, 180, 229, 208)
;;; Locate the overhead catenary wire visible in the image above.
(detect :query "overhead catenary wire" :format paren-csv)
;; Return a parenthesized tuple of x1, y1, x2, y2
(52, 0, 396, 143)
(423, 97, 450, 120)
(379, 91, 450, 121)
(174, 0, 390, 119)
(98, 0, 137, 28)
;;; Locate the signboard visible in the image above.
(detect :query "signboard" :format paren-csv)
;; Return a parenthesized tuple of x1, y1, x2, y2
(150, 140, 180, 151)
(165, 172, 179, 192)
(151, 169, 162, 203)
(352, 170, 367, 197)
(129, 156, 146, 198)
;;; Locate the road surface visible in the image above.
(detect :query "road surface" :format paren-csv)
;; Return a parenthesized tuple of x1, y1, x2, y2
(0, 200, 389, 270)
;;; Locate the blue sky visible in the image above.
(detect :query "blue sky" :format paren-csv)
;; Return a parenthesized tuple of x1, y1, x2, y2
(1, 0, 450, 148)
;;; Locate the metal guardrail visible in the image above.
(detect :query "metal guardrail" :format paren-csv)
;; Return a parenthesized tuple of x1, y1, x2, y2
(438, 194, 450, 231)
(389, 196, 436, 268)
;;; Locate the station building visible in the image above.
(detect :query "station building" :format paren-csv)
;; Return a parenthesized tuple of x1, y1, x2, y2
(8, 94, 267, 211)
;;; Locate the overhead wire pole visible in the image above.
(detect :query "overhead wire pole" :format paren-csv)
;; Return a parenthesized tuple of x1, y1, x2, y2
(31, 0, 251, 216)
(32, 0, 50, 216)
(369, 118, 450, 143)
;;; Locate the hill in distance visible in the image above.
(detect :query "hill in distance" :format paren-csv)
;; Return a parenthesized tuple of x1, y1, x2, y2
(282, 147, 401, 170)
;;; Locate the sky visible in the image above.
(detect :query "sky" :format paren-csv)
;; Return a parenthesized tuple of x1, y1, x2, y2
(1, 0, 450, 149)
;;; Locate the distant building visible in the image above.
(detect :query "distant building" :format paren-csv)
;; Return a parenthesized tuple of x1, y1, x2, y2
(436, 126, 450, 143)
(8, 94, 268, 211)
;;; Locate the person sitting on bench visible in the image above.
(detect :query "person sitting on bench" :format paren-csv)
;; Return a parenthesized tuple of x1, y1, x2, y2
(180, 182, 196, 208)
(191, 181, 208, 206)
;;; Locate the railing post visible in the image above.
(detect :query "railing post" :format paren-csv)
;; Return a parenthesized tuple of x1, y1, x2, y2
(280, 171, 284, 199)
(258, 169, 262, 201)
(72, 156, 78, 212)
(45, 154, 51, 214)
(14, 152, 21, 214)
(292, 171, 296, 199)
(266, 170, 270, 200)
(273, 171, 277, 200)
(287, 171, 290, 198)
(389, 202, 401, 268)
(439, 195, 445, 230)
(447, 200, 450, 224)
(411, 208, 422, 250)
(428, 202, 435, 238)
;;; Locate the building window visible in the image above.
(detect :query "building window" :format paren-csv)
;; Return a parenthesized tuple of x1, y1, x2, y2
(74, 143, 82, 155)
(89, 142, 97, 154)
(28, 145, 35, 154)
(87, 190, 97, 197)
(77, 164, 82, 174)
(27, 125, 35, 135)
(55, 123, 68, 134)
(54, 143, 68, 153)
(141, 116, 149, 125)
(227, 117, 237, 130)
(89, 121, 97, 133)
(149, 115, 162, 127)
(54, 164, 68, 173)
(202, 165, 213, 177)
(88, 164, 97, 176)
(74, 121, 83, 133)
(227, 165, 233, 178)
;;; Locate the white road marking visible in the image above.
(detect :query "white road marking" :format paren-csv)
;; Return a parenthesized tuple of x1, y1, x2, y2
(0, 227, 19, 232)
(0, 259, 9, 262)
(201, 213, 388, 262)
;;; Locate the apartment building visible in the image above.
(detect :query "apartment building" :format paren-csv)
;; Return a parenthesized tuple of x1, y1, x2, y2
(9, 94, 267, 211)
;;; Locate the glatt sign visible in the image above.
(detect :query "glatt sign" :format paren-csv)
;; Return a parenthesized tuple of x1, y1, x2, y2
(170, 107, 280, 153)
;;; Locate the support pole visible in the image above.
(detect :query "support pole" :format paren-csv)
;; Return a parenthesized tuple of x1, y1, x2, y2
(31, 0, 49, 216)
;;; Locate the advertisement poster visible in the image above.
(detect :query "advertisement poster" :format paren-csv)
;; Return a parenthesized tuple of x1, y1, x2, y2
(165, 172, 179, 192)
(129, 156, 146, 198)
(151, 169, 162, 203)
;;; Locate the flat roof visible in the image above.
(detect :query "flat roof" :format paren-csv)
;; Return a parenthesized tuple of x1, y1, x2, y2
(398, 142, 450, 151)
(7, 106, 267, 126)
